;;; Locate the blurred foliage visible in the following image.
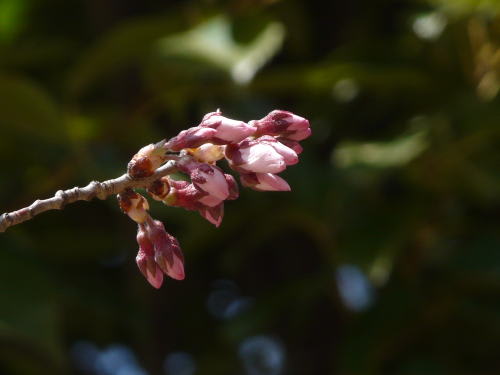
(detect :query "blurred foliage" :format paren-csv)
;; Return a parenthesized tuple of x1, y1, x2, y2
(1, 0, 500, 374)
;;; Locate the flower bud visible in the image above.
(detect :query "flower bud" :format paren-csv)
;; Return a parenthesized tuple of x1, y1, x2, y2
(225, 136, 298, 174)
(117, 189, 150, 223)
(136, 226, 164, 288)
(165, 126, 217, 151)
(251, 110, 311, 141)
(136, 249, 164, 289)
(240, 173, 291, 192)
(146, 219, 185, 280)
(128, 142, 167, 178)
(179, 160, 229, 201)
(162, 178, 226, 226)
(200, 110, 255, 144)
(164, 179, 206, 210)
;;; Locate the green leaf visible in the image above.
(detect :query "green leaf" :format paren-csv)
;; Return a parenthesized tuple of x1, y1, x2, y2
(333, 130, 428, 168)
(157, 16, 285, 84)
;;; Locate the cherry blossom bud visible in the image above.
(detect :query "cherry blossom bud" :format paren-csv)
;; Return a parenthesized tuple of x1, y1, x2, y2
(225, 136, 298, 174)
(136, 225, 163, 289)
(198, 203, 224, 227)
(165, 126, 217, 151)
(117, 189, 150, 223)
(146, 219, 185, 281)
(136, 250, 164, 288)
(147, 178, 170, 201)
(200, 110, 255, 144)
(164, 181, 204, 210)
(128, 142, 167, 178)
(240, 173, 291, 192)
(188, 143, 225, 163)
(180, 160, 229, 201)
(251, 110, 311, 141)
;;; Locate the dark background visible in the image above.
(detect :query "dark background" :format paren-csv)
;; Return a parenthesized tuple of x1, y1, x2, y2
(1, 0, 500, 374)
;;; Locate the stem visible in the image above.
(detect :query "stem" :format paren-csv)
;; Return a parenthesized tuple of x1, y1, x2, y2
(0, 160, 178, 233)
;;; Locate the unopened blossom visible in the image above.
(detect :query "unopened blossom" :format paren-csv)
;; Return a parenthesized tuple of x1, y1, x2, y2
(146, 219, 185, 280)
(160, 178, 227, 226)
(240, 173, 291, 192)
(117, 189, 150, 223)
(200, 110, 255, 144)
(136, 225, 164, 288)
(128, 142, 167, 178)
(165, 126, 218, 152)
(164, 179, 205, 210)
(225, 136, 298, 174)
(251, 110, 311, 141)
(179, 160, 230, 201)
(188, 143, 225, 164)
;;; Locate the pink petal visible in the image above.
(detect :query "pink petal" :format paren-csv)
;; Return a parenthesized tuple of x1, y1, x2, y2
(146, 264, 164, 289)
(147, 220, 185, 281)
(190, 164, 229, 200)
(198, 194, 223, 207)
(199, 203, 224, 227)
(265, 139, 299, 166)
(238, 143, 286, 174)
(256, 173, 291, 191)
(201, 112, 255, 143)
(287, 127, 311, 141)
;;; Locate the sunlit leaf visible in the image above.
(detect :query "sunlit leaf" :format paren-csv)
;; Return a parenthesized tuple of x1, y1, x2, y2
(157, 16, 285, 84)
(333, 131, 428, 168)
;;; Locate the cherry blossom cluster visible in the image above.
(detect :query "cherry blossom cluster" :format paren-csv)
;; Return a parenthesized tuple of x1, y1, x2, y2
(118, 110, 311, 288)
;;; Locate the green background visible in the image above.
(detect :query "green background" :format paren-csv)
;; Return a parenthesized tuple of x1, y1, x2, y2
(1, 0, 500, 374)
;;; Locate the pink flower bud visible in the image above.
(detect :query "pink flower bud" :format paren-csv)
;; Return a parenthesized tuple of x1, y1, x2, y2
(146, 219, 185, 281)
(128, 143, 167, 178)
(164, 180, 206, 210)
(165, 126, 218, 151)
(117, 190, 150, 223)
(240, 173, 291, 192)
(225, 136, 298, 174)
(200, 110, 255, 144)
(180, 160, 229, 201)
(188, 143, 225, 163)
(136, 225, 164, 289)
(162, 178, 226, 226)
(198, 203, 224, 227)
(251, 110, 311, 141)
(136, 250, 164, 289)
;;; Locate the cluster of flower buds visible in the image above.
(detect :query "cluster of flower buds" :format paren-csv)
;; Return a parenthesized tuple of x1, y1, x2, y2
(118, 189, 185, 288)
(122, 109, 311, 288)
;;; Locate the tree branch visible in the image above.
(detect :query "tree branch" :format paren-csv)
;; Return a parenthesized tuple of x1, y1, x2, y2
(0, 160, 178, 233)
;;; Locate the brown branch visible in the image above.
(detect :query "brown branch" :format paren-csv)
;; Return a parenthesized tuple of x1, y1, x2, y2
(0, 160, 178, 233)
